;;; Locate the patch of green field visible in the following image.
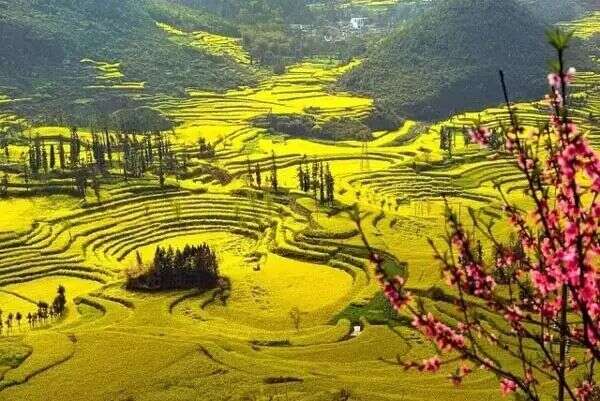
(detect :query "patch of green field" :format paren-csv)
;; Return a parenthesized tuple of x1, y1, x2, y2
(80, 59, 124, 80)
(0, 338, 31, 381)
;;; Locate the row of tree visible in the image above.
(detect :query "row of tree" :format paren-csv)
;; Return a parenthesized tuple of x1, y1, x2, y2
(27, 129, 80, 174)
(0, 285, 67, 335)
(8, 127, 182, 200)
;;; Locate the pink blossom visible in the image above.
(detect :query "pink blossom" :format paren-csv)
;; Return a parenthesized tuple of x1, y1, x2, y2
(469, 126, 492, 146)
(500, 378, 518, 396)
(548, 73, 561, 87)
(420, 356, 441, 372)
(412, 313, 466, 352)
(547, 67, 576, 88)
(576, 381, 594, 401)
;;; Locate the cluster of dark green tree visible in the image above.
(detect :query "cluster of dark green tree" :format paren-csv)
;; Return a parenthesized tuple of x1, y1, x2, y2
(297, 160, 335, 206)
(253, 114, 373, 141)
(240, 26, 370, 72)
(126, 244, 220, 291)
(0, 286, 67, 335)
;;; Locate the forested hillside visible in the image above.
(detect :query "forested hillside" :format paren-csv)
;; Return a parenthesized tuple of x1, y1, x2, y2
(341, 0, 595, 120)
(0, 0, 257, 123)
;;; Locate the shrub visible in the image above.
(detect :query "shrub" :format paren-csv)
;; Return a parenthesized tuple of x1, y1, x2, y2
(362, 100, 403, 131)
(321, 117, 372, 141)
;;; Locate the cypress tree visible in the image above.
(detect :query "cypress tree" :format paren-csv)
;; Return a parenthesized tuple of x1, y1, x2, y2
(49, 144, 56, 169)
(138, 151, 146, 176)
(146, 136, 153, 164)
(325, 163, 335, 205)
(122, 135, 130, 180)
(297, 164, 304, 191)
(52, 286, 67, 315)
(0, 173, 8, 197)
(70, 127, 80, 168)
(29, 145, 38, 175)
(303, 163, 311, 192)
(104, 129, 112, 167)
(58, 139, 66, 169)
(270, 151, 278, 191)
(311, 161, 318, 198)
(319, 162, 325, 203)
(156, 133, 165, 188)
(255, 163, 262, 189)
(42, 145, 48, 174)
(92, 133, 106, 172)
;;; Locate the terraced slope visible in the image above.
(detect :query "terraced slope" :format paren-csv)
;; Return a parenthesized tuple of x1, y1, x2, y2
(149, 59, 372, 143)
(0, 12, 599, 401)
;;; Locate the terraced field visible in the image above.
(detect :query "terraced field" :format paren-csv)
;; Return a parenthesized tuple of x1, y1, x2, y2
(562, 10, 600, 39)
(0, 13, 599, 401)
(157, 23, 251, 65)
(148, 59, 372, 144)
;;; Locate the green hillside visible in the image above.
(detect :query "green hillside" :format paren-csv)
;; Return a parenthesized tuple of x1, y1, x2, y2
(340, 0, 593, 120)
(0, 0, 257, 123)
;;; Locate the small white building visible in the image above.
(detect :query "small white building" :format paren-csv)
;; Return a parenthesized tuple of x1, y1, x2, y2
(350, 17, 368, 30)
